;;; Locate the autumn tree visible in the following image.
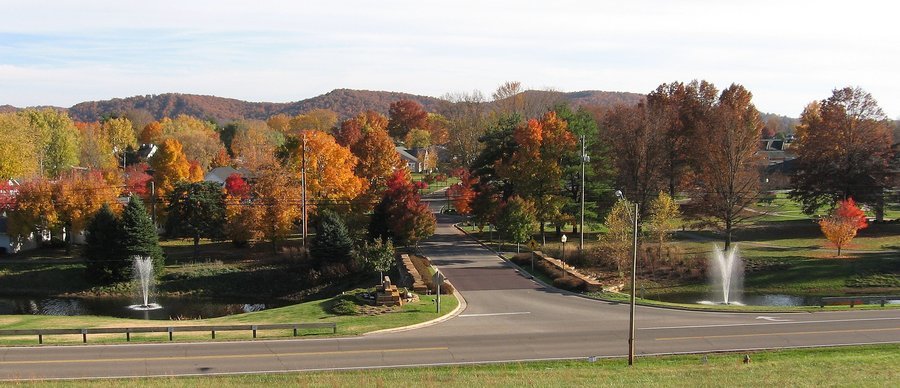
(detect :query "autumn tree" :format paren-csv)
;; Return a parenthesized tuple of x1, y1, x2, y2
(21, 109, 80, 178)
(646, 191, 681, 264)
(188, 160, 204, 182)
(646, 80, 718, 197)
(53, 169, 121, 252)
(139, 121, 163, 144)
(287, 130, 366, 215)
(230, 120, 283, 172)
(224, 173, 250, 199)
(791, 87, 895, 221)
(149, 138, 191, 197)
(598, 199, 635, 277)
(387, 100, 428, 140)
(495, 195, 536, 252)
(7, 178, 58, 244)
(439, 90, 488, 168)
(369, 171, 435, 246)
(159, 115, 226, 170)
(602, 103, 667, 218)
(251, 166, 301, 252)
(0, 113, 39, 179)
(447, 169, 478, 216)
(103, 117, 138, 159)
(165, 181, 226, 258)
(124, 163, 153, 198)
(76, 122, 117, 171)
(819, 198, 868, 257)
(342, 114, 403, 210)
(266, 114, 291, 134)
(691, 84, 763, 250)
(289, 109, 339, 133)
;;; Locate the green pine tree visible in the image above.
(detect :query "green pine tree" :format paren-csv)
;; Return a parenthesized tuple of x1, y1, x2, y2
(120, 196, 165, 277)
(83, 204, 127, 283)
(311, 209, 353, 263)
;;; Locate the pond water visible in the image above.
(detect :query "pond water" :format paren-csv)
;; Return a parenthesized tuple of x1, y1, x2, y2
(0, 296, 291, 320)
(645, 291, 900, 307)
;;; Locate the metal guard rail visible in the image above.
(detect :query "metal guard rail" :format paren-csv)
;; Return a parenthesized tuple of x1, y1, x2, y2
(0, 322, 337, 344)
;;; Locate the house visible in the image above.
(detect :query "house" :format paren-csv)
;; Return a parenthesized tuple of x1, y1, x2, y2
(395, 146, 422, 173)
(0, 216, 37, 255)
(204, 166, 254, 185)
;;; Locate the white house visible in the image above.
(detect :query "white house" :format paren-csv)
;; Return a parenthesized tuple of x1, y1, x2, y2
(395, 146, 422, 173)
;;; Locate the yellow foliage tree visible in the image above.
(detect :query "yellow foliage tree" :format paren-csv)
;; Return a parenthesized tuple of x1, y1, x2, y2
(53, 170, 121, 250)
(250, 166, 301, 252)
(0, 113, 40, 179)
(8, 178, 58, 242)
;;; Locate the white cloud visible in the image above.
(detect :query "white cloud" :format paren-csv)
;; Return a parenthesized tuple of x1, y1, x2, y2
(1, 1, 899, 115)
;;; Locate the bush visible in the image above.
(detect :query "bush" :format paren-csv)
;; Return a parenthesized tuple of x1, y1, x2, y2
(331, 299, 359, 315)
(553, 276, 586, 292)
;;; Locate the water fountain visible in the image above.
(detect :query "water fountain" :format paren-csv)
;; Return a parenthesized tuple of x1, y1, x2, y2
(700, 245, 744, 305)
(128, 255, 162, 311)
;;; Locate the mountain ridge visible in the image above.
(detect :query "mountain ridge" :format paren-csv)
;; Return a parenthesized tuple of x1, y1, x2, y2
(5, 89, 650, 123)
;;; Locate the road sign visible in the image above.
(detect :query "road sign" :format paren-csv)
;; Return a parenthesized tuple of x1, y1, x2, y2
(432, 270, 445, 285)
(528, 239, 538, 251)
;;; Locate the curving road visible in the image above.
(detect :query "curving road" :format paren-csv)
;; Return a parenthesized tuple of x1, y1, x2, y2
(0, 213, 898, 380)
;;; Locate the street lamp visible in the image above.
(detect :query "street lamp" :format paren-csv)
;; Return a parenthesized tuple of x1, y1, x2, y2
(615, 190, 639, 366)
(560, 234, 568, 263)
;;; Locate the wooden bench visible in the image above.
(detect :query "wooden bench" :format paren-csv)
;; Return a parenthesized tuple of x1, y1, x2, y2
(0, 322, 337, 344)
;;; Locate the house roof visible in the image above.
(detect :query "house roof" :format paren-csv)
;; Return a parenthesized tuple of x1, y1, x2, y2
(204, 167, 253, 182)
(395, 146, 418, 163)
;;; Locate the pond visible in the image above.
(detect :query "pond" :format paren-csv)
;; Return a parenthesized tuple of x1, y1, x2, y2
(644, 291, 900, 307)
(0, 296, 291, 320)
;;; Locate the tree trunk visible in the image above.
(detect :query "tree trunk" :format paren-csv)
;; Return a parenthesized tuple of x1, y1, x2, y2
(724, 221, 732, 252)
(540, 221, 546, 246)
(193, 234, 200, 259)
(64, 224, 72, 255)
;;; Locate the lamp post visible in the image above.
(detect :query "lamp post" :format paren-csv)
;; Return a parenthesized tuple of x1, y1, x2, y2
(580, 134, 589, 254)
(615, 190, 639, 366)
(146, 168, 156, 229)
(560, 234, 567, 263)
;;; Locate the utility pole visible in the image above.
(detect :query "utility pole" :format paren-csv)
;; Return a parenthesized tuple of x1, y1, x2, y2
(301, 133, 308, 249)
(579, 135, 587, 253)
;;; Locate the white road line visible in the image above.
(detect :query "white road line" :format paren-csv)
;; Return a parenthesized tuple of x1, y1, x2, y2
(459, 312, 531, 318)
(640, 316, 900, 330)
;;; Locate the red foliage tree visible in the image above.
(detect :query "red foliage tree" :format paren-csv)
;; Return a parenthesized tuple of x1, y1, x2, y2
(819, 197, 868, 257)
(369, 171, 435, 246)
(124, 162, 153, 198)
(447, 169, 477, 216)
(224, 173, 250, 200)
(0, 180, 16, 212)
(387, 100, 428, 140)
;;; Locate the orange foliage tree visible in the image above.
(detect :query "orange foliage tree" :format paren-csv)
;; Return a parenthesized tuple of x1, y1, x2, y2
(250, 166, 301, 252)
(291, 130, 366, 215)
(149, 138, 191, 197)
(53, 170, 121, 251)
(447, 168, 477, 216)
(819, 198, 868, 257)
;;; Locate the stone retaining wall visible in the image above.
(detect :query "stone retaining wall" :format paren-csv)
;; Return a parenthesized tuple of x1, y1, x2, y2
(397, 254, 428, 293)
(531, 251, 605, 292)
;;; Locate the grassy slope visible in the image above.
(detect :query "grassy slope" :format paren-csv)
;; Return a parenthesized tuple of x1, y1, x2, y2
(22, 344, 899, 387)
(0, 293, 458, 345)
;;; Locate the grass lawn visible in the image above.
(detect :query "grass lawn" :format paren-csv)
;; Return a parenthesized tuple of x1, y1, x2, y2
(0, 292, 458, 345)
(22, 344, 898, 387)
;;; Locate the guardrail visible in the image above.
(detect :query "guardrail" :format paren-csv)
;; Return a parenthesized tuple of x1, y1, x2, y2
(0, 322, 337, 344)
(819, 296, 898, 308)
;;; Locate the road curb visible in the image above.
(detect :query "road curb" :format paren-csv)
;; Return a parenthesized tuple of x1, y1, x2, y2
(363, 286, 467, 336)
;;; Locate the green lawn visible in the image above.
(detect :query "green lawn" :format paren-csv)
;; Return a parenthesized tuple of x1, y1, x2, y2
(22, 344, 898, 387)
(0, 292, 458, 345)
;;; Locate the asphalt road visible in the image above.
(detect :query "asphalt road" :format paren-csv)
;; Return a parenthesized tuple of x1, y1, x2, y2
(0, 213, 897, 380)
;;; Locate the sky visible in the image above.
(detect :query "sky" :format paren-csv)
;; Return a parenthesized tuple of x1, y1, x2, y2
(1, 0, 898, 117)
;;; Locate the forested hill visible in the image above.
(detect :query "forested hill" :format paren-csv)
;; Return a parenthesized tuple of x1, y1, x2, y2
(13, 89, 648, 123)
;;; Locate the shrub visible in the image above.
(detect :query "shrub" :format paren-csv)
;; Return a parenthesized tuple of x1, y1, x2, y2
(553, 276, 586, 292)
(310, 209, 353, 263)
(331, 299, 359, 315)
